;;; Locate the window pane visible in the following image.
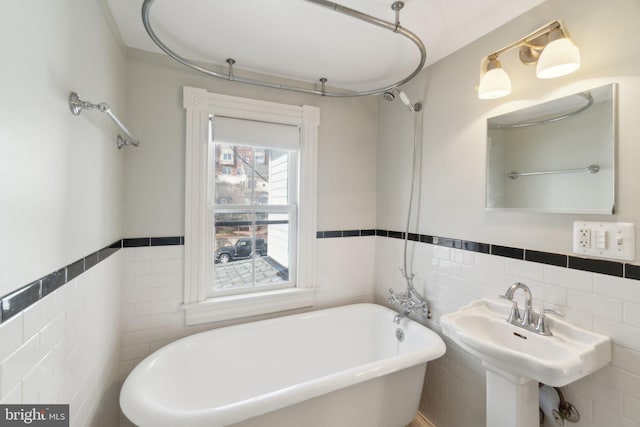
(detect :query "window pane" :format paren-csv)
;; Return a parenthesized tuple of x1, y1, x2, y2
(261, 211, 290, 282)
(266, 149, 289, 205)
(213, 144, 253, 205)
(213, 144, 289, 206)
(212, 211, 290, 292)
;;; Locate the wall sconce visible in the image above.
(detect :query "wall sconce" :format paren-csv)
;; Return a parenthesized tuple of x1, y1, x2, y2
(478, 20, 580, 100)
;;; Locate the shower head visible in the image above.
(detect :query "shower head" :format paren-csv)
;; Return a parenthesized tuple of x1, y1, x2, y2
(382, 88, 422, 112)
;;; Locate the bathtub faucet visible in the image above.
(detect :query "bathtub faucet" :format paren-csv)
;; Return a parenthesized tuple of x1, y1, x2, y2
(388, 288, 431, 321)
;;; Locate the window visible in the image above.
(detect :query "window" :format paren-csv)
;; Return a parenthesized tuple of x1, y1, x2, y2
(183, 87, 319, 324)
(210, 119, 296, 297)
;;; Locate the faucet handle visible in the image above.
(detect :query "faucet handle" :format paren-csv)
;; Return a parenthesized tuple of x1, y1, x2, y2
(506, 300, 521, 324)
(535, 308, 564, 335)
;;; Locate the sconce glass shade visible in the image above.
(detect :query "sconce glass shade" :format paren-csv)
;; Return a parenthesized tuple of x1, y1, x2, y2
(536, 37, 581, 79)
(478, 67, 512, 100)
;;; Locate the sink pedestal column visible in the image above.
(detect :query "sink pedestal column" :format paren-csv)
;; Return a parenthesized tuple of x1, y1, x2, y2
(484, 363, 538, 427)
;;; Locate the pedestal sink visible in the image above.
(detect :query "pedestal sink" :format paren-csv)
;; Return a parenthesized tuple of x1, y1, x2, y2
(440, 298, 611, 427)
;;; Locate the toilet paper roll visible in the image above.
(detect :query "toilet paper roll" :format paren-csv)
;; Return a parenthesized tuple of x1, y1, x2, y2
(539, 385, 562, 426)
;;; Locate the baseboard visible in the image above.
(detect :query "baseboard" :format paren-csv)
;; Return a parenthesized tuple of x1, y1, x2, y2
(408, 411, 435, 427)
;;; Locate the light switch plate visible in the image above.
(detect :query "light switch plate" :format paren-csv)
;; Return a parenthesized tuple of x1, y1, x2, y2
(573, 221, 635, 261)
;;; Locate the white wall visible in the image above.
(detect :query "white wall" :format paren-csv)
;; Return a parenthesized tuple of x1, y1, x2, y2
(0, 1, 125, 425)
(123, 48, 378, 236)
(376, 0, 640, 426)
(0, 0, 126, 297)
(378, 0, 640, 255)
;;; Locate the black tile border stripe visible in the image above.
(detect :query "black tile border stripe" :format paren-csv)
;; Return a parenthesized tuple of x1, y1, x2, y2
(1, 239, 124, 323)
(491, 245, 524, 260)
(569, 256, 624, 277)
(525, 250, 568, 268)
(4, 229, 640, 325)
(625, 264, 640, 280)
(0, 236, 186, 324)
(317, 228, 640, 282)
(123, 236, 185, 247)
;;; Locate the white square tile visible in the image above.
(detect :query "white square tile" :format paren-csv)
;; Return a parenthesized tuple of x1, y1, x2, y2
(543, 265, 594, 292)
(135, 246, 167, 261)
(476, 252, 506, 273)
(613, 345, 640, 376)
(0, 382, 21, 404)
(505, 259, 544, 282)
(594, 317, 640, 353)
(39, 314, 65, 356)
(625, 394, 640, 424)
(0, 335, 40, 398)
(22, 343, 63, 404)
(39, 369, 65, 405)
(567, 290, 623, 322)
(133, 327, 165, 345)
(594, 275, 640, 304)
(0, 314, 24, 362)
(53, 282, 77, 316)
(121, 315, 150, 332)
(23, 297, 55, 340)
(593, 403, 638, 427)
(624, 302, 640, 328)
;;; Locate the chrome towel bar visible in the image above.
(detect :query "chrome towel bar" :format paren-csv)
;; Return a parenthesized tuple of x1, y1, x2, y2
(69, 92, 139, 149)
(508, 164, 600, 179)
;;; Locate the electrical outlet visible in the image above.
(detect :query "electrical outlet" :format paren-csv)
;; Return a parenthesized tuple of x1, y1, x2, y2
(578, 229, 591, 248)
(573, 221, 635, 261)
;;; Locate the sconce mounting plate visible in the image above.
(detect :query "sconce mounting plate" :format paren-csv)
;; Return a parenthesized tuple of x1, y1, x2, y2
(518, 33, 547, 65)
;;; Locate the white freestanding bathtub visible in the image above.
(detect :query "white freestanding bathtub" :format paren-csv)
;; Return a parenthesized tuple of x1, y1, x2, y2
(120, 303, 446, 427)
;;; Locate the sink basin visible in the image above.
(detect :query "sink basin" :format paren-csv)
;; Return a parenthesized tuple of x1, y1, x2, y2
(440, 298, 611, 387)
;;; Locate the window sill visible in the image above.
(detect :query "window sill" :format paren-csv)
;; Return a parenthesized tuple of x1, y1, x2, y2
(182, 288, 316, 325)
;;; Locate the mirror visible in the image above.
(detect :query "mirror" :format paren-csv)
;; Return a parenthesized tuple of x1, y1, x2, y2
(486, 83, 616, 214)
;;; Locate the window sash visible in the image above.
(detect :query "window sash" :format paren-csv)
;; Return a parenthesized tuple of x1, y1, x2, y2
(209, 205, 297, 297)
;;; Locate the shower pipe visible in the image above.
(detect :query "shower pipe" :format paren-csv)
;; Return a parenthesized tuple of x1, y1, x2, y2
(141, 0, 426, 97)
(489, 92, 594, 129)
(69, 92, 140, 149)
(386, 90, 431, 320)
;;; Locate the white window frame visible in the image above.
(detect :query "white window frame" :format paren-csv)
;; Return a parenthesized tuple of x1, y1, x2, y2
(182, 87, 319, 325)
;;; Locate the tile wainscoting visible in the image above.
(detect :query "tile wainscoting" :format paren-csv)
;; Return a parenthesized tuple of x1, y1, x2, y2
(4, 230, 640, 427)
(0, 252, 122, 427)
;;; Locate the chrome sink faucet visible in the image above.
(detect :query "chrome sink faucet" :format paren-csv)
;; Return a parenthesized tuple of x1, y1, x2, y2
(499, 282, 564, 336)
(503, 282, 534, 327)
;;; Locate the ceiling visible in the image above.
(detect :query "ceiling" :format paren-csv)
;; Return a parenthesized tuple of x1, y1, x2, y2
(106, 0, 546, 92)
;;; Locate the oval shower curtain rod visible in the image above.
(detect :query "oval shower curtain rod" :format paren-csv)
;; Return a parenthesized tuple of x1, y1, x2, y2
(141, 0, 426, 97)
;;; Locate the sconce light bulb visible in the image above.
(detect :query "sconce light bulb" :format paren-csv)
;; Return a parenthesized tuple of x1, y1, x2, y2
(478, 58, 511, 100)
(536, 36, 581, 79)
